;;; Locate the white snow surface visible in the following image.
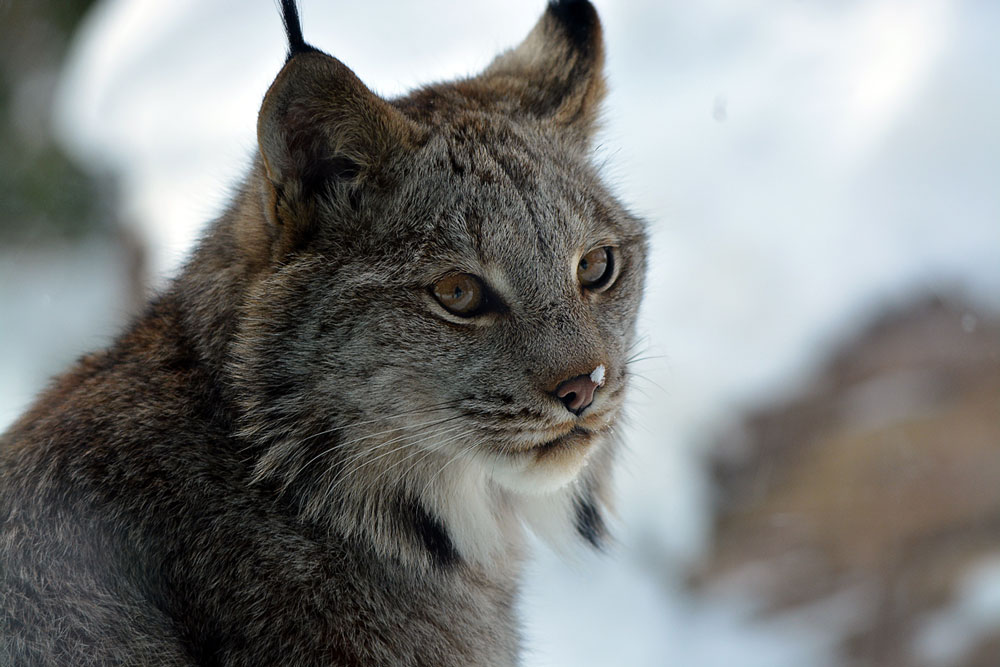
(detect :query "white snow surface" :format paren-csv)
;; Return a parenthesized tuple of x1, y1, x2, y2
(3, 0, 997, 664)
(914, 555, 1000, 666)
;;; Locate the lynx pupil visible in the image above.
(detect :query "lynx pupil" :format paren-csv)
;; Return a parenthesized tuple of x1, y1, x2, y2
(433, 273, 485, 316)
(578, 247, 610, 287)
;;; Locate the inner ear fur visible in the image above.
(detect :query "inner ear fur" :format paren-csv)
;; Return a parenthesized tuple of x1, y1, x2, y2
(256, 50, 421, 249)
(475, 0, 606, 143)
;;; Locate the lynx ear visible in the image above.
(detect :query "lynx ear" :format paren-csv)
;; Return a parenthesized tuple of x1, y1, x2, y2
(478, 0, 606, 143)
(256, 49, 420, 247)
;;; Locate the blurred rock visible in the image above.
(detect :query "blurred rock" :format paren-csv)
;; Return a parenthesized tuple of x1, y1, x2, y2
(701, 295, 1000, 667)
(0, 0, 107, 242)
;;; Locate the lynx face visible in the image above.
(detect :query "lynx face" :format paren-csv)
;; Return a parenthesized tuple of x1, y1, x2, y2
(233, 1, 646, 559)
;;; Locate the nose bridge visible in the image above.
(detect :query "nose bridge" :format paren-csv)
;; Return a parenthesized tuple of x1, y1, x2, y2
(520, 299, 606, 391)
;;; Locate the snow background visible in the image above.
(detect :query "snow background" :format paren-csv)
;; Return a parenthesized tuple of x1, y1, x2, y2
(3, 0, 999, 664)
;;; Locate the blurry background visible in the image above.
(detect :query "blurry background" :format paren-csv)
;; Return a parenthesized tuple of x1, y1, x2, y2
(2, 1, 999, 665)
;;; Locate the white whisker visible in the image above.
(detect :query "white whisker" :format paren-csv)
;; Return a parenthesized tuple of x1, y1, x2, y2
(367, 428, 475, 500)
(298, 401, 462, 444)
(237, 401, 462, 453)
(419, 436, 485, 501)
(297, 414, 464, 476)
(323, 423, 469, 502)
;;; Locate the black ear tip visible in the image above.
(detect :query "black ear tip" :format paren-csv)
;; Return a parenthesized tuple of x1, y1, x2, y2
(546, 0, 600, 51)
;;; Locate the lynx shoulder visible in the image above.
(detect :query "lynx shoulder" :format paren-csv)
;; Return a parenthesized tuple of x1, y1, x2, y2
(0, 1, 647, 664)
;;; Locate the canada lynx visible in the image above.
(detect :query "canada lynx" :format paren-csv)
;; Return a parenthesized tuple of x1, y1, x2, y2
(0, 1, 647, 664)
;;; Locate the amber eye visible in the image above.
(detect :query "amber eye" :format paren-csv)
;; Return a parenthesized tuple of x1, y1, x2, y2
(578, 247, 613, 289)
(432, 273, 486, 317)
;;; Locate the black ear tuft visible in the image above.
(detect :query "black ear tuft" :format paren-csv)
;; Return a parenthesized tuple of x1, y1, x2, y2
(574, 492, 607, 550)
(546, 0, 600, 54)
(280, 0, 319, 60)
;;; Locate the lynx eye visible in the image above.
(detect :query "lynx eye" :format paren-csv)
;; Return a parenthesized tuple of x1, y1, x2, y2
(432, 273, 486, 317)
(578, 247, 614, 290)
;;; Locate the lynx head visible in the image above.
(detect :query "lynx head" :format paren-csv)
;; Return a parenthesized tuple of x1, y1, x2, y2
(223, 0, 647, 566)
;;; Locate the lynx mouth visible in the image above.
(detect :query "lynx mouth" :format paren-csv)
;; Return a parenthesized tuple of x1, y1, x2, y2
(531, 426, 592, 456)
(489, 426, 601, 493)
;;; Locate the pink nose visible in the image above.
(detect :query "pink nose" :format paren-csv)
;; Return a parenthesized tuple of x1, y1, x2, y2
(554, 374, 600, 416)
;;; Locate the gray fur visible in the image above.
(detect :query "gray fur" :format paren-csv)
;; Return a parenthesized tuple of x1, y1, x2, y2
(0, 2, 647, 664)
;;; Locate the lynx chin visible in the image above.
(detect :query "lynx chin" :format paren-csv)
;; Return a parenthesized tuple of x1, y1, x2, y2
(0, 1, 647, 664)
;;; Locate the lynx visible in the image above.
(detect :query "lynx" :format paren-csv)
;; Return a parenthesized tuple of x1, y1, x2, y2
(0, 1, 647, 664)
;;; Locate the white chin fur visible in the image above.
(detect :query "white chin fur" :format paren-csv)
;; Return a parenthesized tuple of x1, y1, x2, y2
(421, 437, 604, 565)
(487, 442, 596, 495)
